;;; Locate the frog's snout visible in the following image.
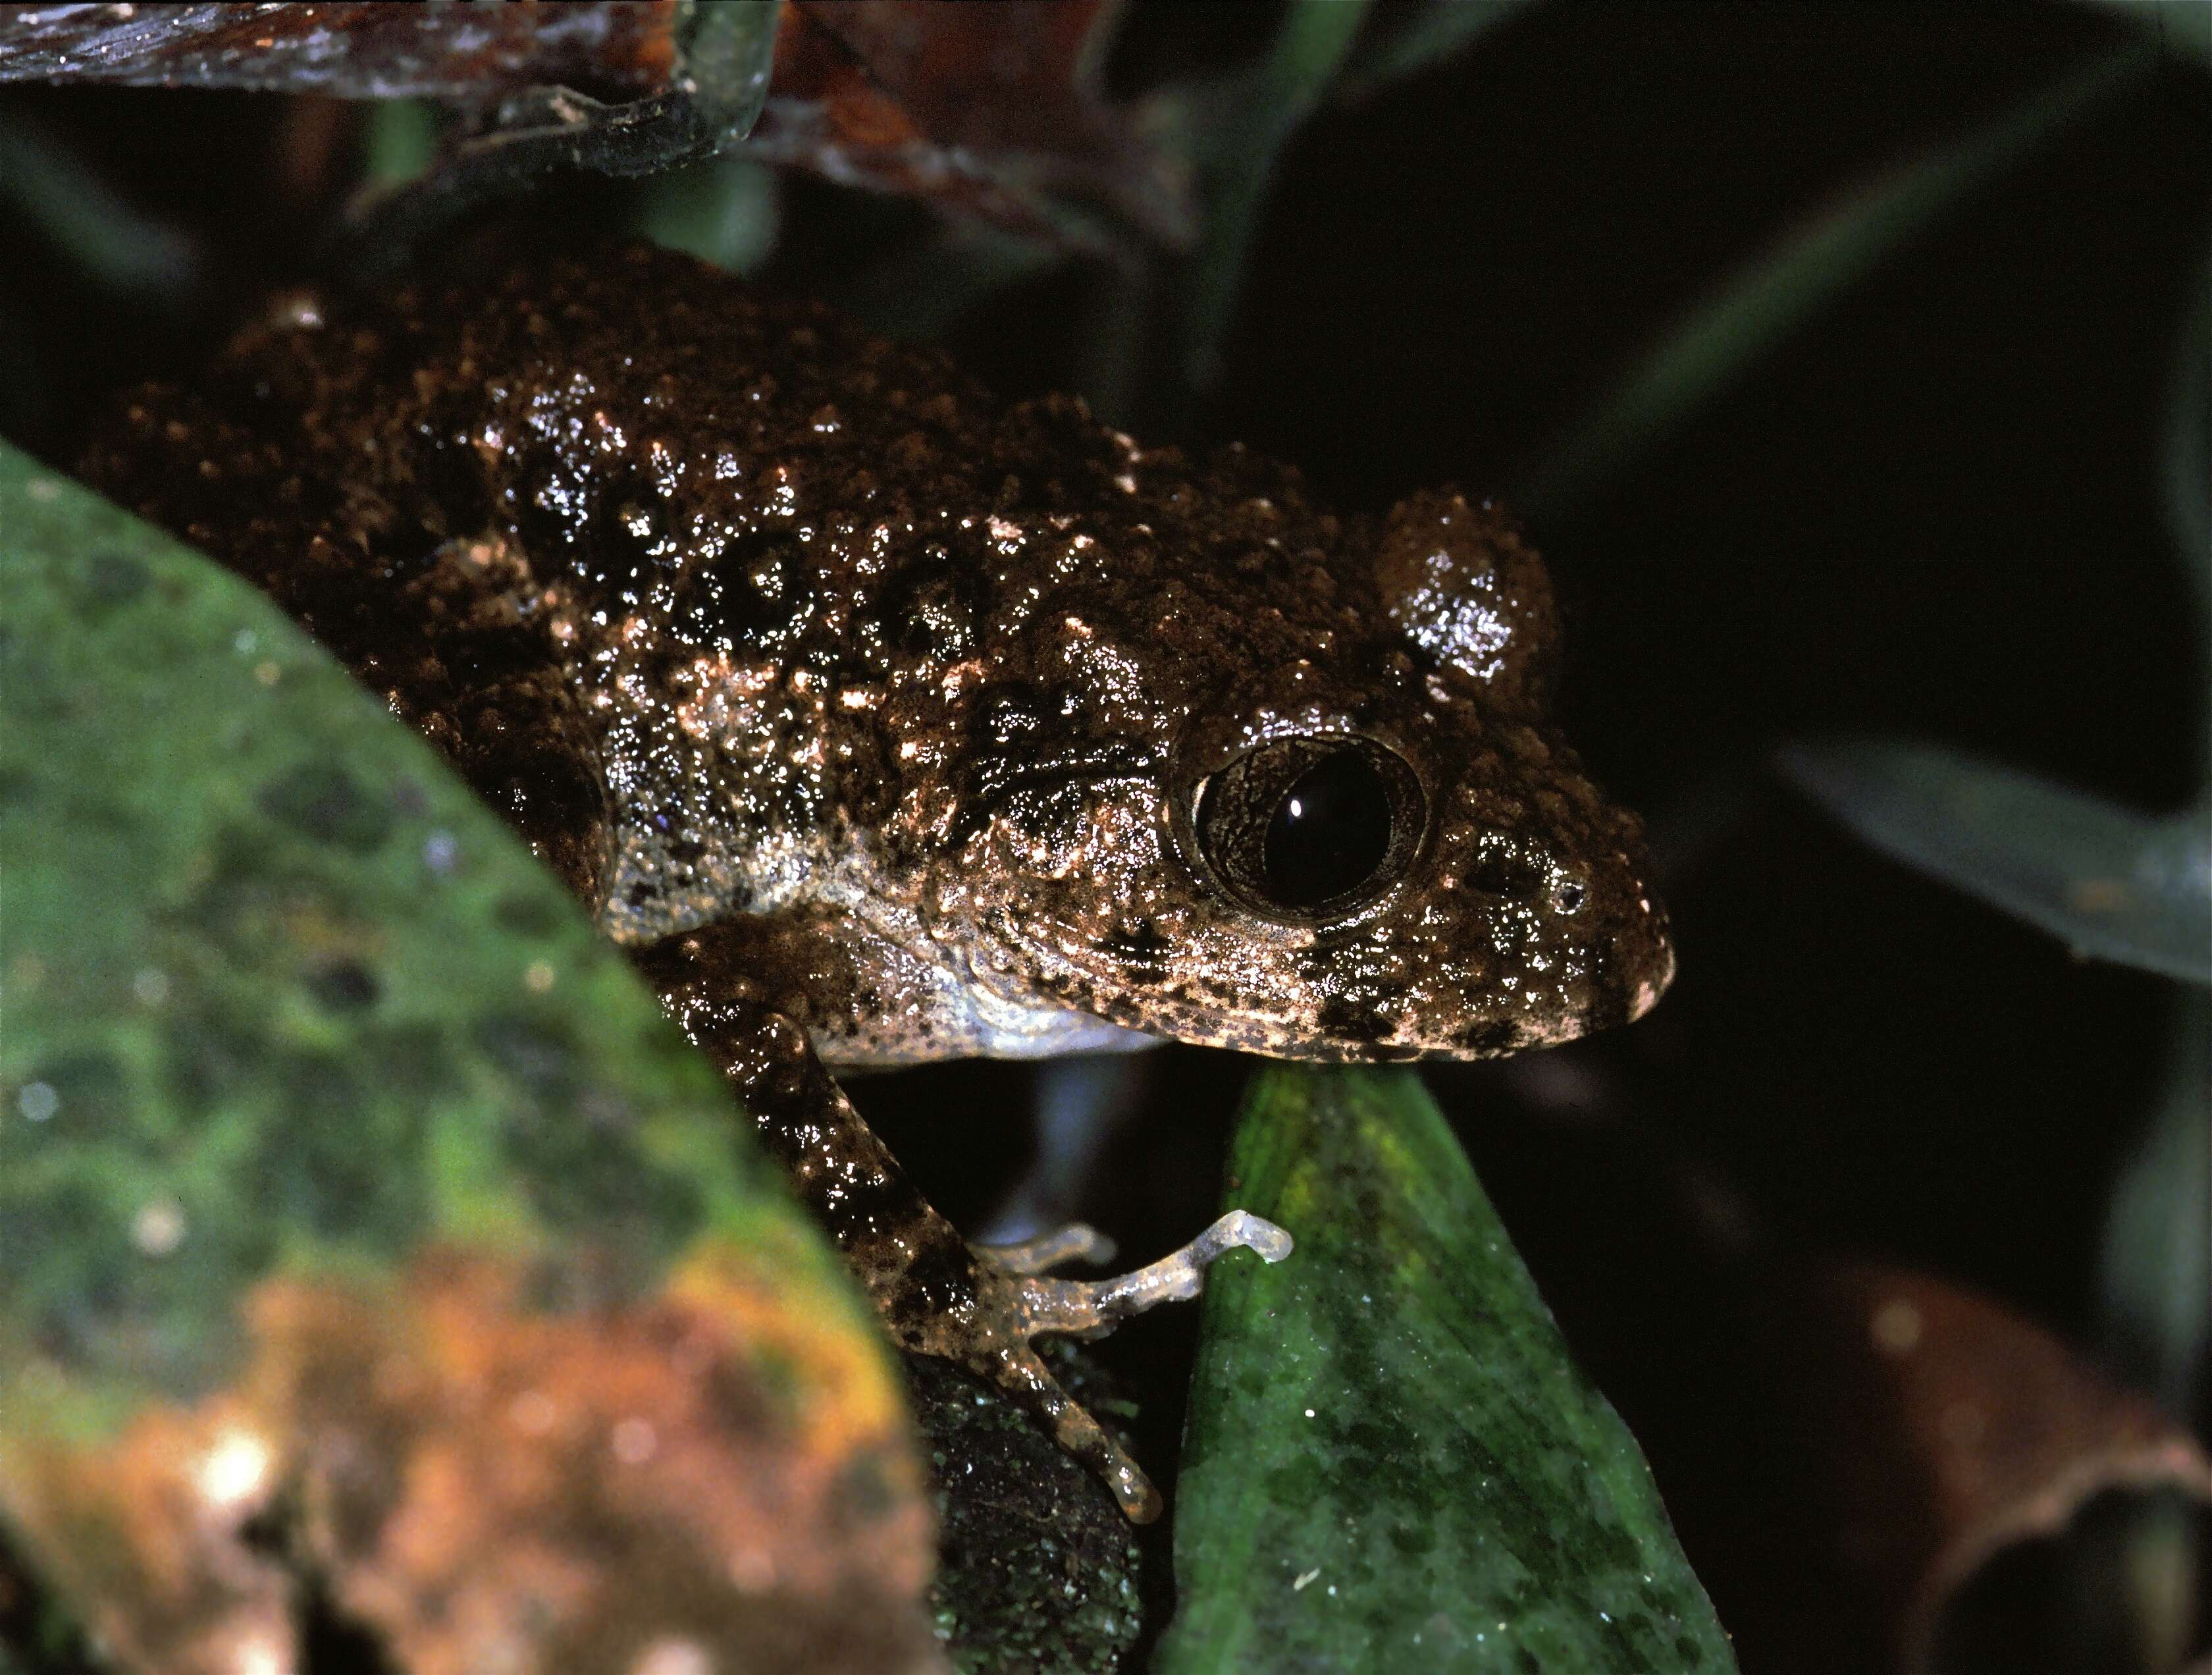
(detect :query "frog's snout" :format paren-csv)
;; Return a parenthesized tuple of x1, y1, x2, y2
(1433, 793, 1673, 1054)
(1625, 931, 1676, 1023)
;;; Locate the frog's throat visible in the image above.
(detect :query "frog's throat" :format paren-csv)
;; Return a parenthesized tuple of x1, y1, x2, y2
(944, 945, 1165, 1059)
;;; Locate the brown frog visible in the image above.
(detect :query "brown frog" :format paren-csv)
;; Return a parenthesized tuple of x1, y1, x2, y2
(80, 242, 1673, 1520)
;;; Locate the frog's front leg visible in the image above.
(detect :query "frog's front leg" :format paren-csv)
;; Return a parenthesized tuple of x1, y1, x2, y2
(634, 935, 1289, 1523)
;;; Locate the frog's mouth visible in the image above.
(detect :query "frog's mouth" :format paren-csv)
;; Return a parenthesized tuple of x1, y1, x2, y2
(980, 895, 1674, 1067)
(945, 945, 1167, 1060)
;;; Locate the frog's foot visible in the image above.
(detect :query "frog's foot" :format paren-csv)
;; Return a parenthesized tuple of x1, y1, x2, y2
(1011, 1211, 1293, 1337)
(633, 980, 1295, 1524)
(922, 1211, 1294, 1522)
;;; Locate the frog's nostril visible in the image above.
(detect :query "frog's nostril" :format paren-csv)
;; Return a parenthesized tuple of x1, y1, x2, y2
(1467, 845, 1544, 901)
(1552, 880, 1586, 914)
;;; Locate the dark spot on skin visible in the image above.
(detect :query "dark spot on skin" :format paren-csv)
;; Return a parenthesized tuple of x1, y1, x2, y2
(482, 745, 606, 876)
(305, 959, 381, 1013)
(1458, 1020, 1519, 1054)
(1317, 996, 1394, 1043)
(257, 762, 394, 854)
(677, 527, 813, 648)
(1095, 920, 1169, 982)
(882, 1229, 984, 1323)
(1573, 940, 1636, 1034)
(409, 419, 496, 539)
(874, 556, 982, 660)
(1467, 843, 1544, 901)
(573, 466, 669, 604)
(440, 624, 542, 692)
(1093, 994, 1149, 1025)
(1360, 1042, 1425, 1063)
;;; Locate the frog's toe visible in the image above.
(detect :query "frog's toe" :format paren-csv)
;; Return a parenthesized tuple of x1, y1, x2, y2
(975, 1221, 1117, 1275)
(1011, 1210, 1294, 1339)
(976, 1341, 1165, 1522)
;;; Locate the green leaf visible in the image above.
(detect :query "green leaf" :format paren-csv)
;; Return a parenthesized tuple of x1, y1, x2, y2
(0, 453, 840, 1351)
(361, 98, 442, 190)
(635, 153, 781, 275)
(0, 445, 932, 1668)
(1778, 739, 2212, 985)
(1161, 1064, 1735, 1675)
(0, 119, 199, 298)
(2162, 245, 2211, 614)
(1333, 0, 1538, 103)
(1172, 0, 1374, 396)
(2101, 990, 2209, 1416)
(1526, 40, 2161, 519)
(2086, 0, 2212, 74)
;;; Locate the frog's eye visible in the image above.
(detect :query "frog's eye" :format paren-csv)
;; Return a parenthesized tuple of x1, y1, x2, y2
(1194, 737, 1425, 918)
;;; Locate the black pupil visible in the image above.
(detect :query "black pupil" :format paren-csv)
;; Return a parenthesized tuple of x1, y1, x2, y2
(1262, 749, 1394, 909)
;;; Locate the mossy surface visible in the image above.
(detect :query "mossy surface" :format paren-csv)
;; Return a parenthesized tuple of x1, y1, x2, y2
(910, 1349, 1144, 1675)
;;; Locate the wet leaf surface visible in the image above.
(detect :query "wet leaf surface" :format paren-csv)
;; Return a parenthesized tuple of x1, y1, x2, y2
(0, 1, 1186, 259)
(0, 446, 939, 1674)
(758, 0, 1186, 250)
(1160, 1064, 1735, 1674)
(0, 2, 683, 101)
(1698, 1260, 2212, 1675)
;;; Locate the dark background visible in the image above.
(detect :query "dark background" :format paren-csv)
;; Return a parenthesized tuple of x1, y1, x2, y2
(3, 3, 2205, 1668)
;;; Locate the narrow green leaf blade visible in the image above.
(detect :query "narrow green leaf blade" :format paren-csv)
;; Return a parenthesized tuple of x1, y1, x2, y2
(2101, 990, 2209, 1416)
(1779, 739, 2212, 985)
(1161, 1064, 1735, 1675)
(1527, 41, 2158, 518)
(2161, 246, 2211, 611)
(1334, 0, 1537, 103)
(2086, 0, 2212, 74)
(1175, 0, 1373, 396)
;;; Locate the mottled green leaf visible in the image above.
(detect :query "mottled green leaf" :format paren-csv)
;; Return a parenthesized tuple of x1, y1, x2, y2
(0, 456, 833, 1352)
(1779, 740, 2212, 985)
(1161, 1065, 1735, 1675)
(1527, 41, 2159, 518)
(0, 444, 935, 1672)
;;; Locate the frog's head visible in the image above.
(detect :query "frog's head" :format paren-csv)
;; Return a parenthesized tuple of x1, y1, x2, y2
(941, 473, 1673, 1062)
